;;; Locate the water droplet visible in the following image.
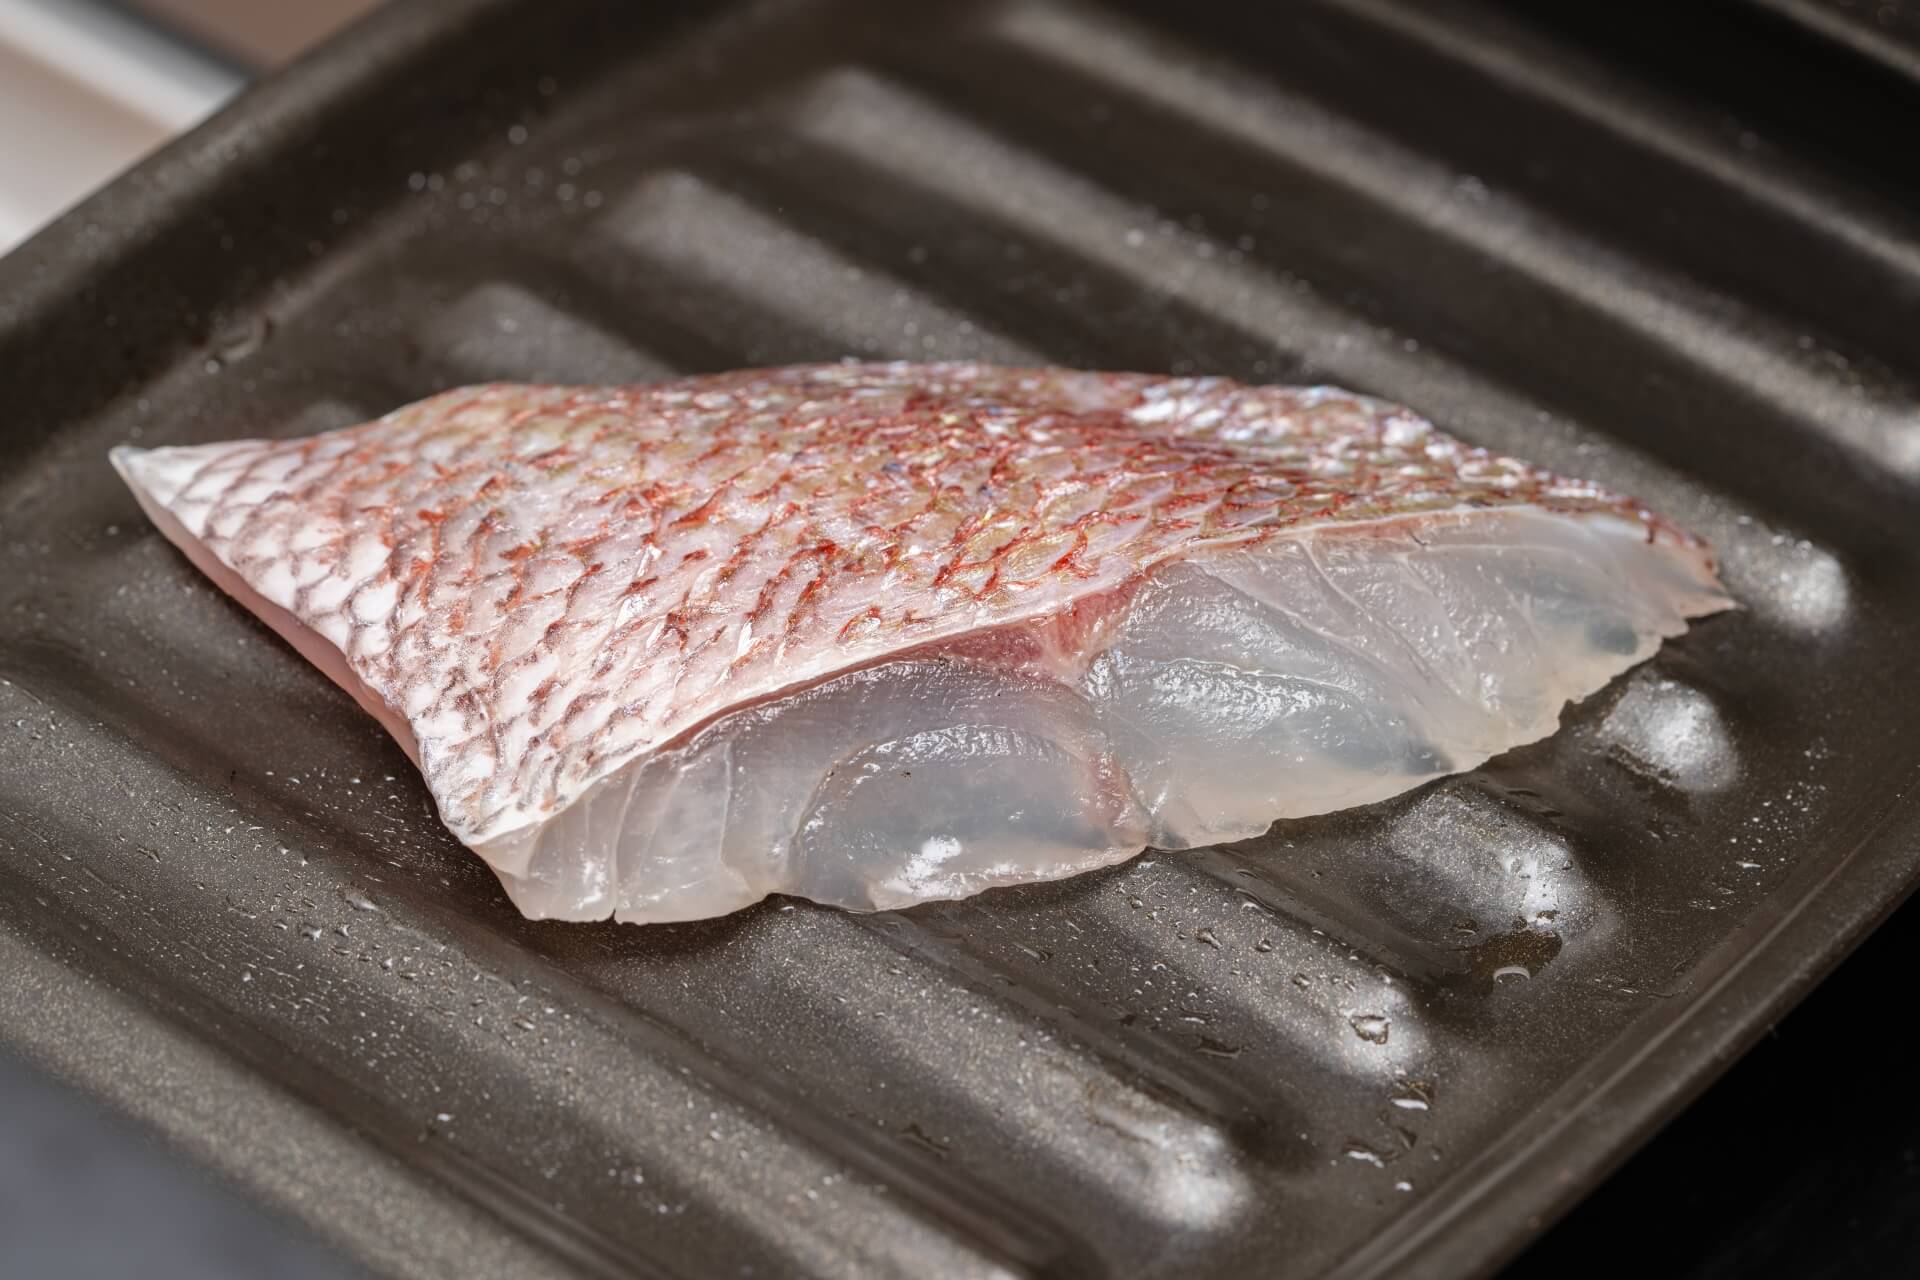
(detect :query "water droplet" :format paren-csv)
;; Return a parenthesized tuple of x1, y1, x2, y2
(1344, 1142, 1387, 1168)
(1458, 920, 1562, 987)
(1349, 1013, 1391, 1045)
(345, 892, 379, 912)
(1395, 1179, 1413, 1193)
(1194, 927, 1222, 950)
(1254, 936, 1275, 953)
(210, 313, 272, 365)
(1391, 1078, 1435, 1111)
(1194, 1036, 1243, 1059)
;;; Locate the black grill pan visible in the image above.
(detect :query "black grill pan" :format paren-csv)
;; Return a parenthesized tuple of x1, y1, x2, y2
(2, 1, 1918, 1277)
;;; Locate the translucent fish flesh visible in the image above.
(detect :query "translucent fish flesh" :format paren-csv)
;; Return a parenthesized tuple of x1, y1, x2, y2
(111, 363, 1730, 923)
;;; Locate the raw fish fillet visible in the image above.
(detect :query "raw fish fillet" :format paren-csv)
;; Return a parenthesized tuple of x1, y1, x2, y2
(111, 363, 1730, 923)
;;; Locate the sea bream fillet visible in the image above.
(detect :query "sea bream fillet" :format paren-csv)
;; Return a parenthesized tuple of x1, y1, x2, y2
(112, 363, 1730, 923)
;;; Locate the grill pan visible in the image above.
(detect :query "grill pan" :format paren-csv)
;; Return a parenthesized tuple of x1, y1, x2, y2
(2, 1, 1918, 1276)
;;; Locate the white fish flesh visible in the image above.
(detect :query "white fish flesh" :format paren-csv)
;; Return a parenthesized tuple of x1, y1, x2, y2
(111, 363, 1730, 923)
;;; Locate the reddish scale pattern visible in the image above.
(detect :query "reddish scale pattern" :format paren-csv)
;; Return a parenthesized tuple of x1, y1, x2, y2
(118, 362, 1693, 847)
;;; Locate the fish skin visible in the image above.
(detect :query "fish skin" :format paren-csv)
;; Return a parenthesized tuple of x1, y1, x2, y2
(111, 362, 1727, 914)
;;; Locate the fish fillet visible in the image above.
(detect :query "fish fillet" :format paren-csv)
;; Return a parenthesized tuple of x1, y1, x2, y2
(111, 363, 1730, 923)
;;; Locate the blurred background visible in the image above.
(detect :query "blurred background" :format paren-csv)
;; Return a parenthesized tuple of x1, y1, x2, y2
(0, 0, 381, 251)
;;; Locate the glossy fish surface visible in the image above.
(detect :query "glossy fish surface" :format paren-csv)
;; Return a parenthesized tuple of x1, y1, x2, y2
(112, 363, 1729, 922)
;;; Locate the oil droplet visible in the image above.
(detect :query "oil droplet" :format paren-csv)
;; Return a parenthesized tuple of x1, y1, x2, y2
(1395, 1180, 1413, 1193)
(1350, 1013, 1391, 1045)
(1194, 1036, 1243, 1059)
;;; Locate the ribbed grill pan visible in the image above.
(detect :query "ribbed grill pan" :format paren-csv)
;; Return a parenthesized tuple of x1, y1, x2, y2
(1, 2, 1917, 1276)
